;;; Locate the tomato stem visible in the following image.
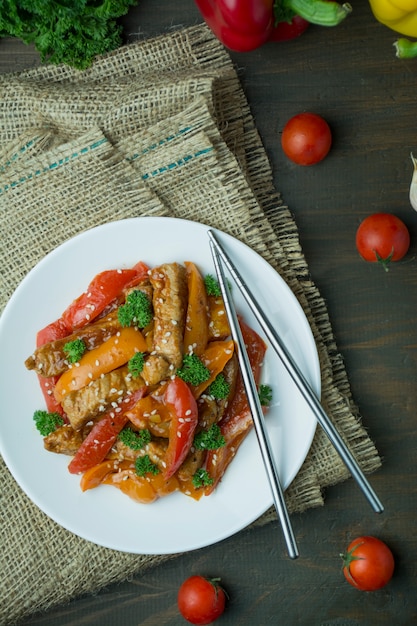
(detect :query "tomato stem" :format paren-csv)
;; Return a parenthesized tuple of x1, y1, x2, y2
(375, 249, 393, 272)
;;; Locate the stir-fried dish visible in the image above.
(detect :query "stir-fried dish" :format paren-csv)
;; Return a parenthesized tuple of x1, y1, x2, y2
(25, 260, 270, 504)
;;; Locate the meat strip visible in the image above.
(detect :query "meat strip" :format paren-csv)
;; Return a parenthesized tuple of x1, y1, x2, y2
(61, 365, 145, 431)
(25, 311, 122, 377)
(148, 263, 188, 370)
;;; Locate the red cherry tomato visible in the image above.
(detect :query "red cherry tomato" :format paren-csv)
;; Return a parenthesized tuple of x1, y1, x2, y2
(355, 212, 410, 270)
(341, 536, 395, 591)
(281, 112, 332, 165)
(178, 576, 226, 625)
(269, 15, 310, 41)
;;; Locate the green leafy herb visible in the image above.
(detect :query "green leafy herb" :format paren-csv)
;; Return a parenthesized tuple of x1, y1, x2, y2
(63, 338, 86, 363)
(194, 424, 226, 451)
(134, 455, 160, 477)
(204, 274, 222, 297)
(118, 290, 153, 328)
(33, 410, 64, 436)
(258, 384, 273, 407)
(118, 427, 151, 450)
(177, 353, 210, 386)
(207, 373, 230, 400)
(192, 468, 214, 488)
(0, 0, 138, 70)
(128, 352, 146, 378)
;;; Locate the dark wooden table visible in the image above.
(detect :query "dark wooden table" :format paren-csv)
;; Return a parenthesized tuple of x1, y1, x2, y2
(2, 2, 416, 624)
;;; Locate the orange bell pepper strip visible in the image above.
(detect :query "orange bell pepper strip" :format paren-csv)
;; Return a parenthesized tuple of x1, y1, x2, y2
(67, 387, 147, 474)
(103, 469, 179, 503)
(204, 321, 267, 495)
(207, 295, 230, 341)
(80, 459, 135, 491)
(54, 327, 147, 402)
(163, 377, 199, 480)
(183, 261, 209, 355)
(191, 339, 235, 398)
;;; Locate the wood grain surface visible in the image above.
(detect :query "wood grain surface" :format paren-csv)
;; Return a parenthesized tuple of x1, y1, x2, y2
(1, 1, 416, 624)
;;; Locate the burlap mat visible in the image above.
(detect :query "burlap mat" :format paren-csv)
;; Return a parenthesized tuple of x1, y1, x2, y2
(0, 24, 381, 625)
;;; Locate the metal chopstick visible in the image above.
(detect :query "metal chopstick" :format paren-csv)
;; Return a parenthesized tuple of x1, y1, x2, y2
(208, 229, 384, 515)
(209, 237, 299, 559)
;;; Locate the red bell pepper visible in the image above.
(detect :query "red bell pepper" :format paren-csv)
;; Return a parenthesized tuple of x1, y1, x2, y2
(163, 377, 199, 480)
(194, 0, 352, 51)
(194, 0, 274, 51)
(68, 387, 147, 475)
(204, 319, 267, 494)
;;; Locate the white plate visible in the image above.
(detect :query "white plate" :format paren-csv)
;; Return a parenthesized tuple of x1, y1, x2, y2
(0, 217, 320, 554)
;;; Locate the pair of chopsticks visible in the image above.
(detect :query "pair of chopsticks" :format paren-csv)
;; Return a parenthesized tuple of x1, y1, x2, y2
(208, 229, 383, 560)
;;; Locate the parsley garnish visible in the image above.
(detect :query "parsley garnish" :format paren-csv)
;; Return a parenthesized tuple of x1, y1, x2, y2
(177, 354, 210, 386)
(204, 274, 222, 296)
(192, 468, 214, 488)
(33, 410, 64, 436)
(118, 427, 151, 450)
(63, 338, 86, 363)
(118, 290, 153, 328)
(134, 455, 160, 477)
(258, 384, 273, 407)
(194, 424, 226, 451)
(128, 352, 146, 378)
(207, 373, 230, 400)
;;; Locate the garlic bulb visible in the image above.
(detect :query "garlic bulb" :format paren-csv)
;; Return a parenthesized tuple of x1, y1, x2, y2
(409, 153, 417, 211)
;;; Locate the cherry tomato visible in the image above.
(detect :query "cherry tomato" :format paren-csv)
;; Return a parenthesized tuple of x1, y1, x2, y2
(355, 213, 410, 270)
(178, 576, 226, 625)
(341, 536, 395, 591)
(281, 112, 332, 165)
(269, 15, 310, 41)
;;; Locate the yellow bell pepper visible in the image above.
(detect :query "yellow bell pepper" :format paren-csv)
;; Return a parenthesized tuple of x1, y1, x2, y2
(368, 0, 417, 37)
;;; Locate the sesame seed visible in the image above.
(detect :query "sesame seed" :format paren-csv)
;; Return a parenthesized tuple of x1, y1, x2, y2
(185, 409, 192, 416)
(117, 269, 122, 274)
(95, 360, 100, 367)
(88, 373, 93, 379)
(165, 331, 171, 337)
(85, 314, 90, 321)
(177, 431, 182, 438)
(218, 310, 225, 316)
(171, 319, 178, 325)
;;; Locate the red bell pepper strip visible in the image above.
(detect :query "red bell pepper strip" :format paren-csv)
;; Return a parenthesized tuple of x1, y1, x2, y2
(62, 263, 149, 330)
(204, 320, 267, 494)
(163, 377, 199, 480)
(68, 387, 147, 474)
(36, 318, 71, 416)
